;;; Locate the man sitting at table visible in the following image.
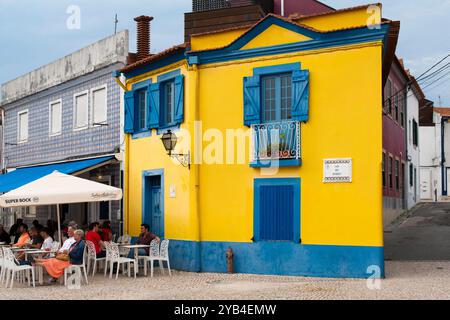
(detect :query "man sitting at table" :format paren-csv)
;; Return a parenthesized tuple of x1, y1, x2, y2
(13, 224, 30, 248)
(17, 227, 44, 264)
(127, 224, 160, 259)
(86, 222, 106, 258)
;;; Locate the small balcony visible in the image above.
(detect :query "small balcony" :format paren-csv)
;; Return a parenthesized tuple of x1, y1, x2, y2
(250, 121, 301, 167)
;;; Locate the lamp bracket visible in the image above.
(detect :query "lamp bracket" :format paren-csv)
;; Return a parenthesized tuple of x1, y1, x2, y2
(169, 151, 190, 169)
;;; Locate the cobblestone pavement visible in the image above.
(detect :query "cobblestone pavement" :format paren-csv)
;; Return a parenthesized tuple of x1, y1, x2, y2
(0, 261, 449, 300)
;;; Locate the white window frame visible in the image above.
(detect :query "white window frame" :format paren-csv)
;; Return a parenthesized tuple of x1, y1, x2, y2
(73, 90, 89, 131)
(90, 84, 108, 127)
(17, 109, 29, 144)
(48, 99, 63, 137)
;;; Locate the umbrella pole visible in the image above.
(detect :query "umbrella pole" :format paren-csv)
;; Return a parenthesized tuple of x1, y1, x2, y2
(57, 204, 62, 243)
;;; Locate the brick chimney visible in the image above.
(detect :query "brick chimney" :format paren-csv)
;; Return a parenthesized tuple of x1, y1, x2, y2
(134, 15, 154, 61)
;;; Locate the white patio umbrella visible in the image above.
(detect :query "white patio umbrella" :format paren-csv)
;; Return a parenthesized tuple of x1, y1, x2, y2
(0, 170, 122, 242)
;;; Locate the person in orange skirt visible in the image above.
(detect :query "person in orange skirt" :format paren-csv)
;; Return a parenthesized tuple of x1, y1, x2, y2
(35, 229, 85, 282)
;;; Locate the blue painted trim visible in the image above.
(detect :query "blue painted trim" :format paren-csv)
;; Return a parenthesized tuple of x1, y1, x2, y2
(229, 16, 320, 51)
(188, 24, 389, 66)
(250, 158, 302, 168)
(112, 70, 121, 78)
(142, 169, 165, 238)
(168, 239, 385, 279)
(124, 51, 186, 79)
(132, 131, 151, 140)
(132, 79, 152, 90)
(254, 178, 301, 243)
(157, 69, 181, 82)
(254, 62, 301, 76)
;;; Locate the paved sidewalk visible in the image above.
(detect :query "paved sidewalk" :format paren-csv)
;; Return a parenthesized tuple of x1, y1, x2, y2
(1, 261, 449, 300)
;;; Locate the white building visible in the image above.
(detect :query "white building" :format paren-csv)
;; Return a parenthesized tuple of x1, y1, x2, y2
(419, 101, 442, 202)
(405, 76, 424, 209)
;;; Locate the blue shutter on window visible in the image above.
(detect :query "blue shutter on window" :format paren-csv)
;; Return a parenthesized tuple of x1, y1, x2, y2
(148, 83, 160, 129)
(243, 75, 261, 126)
(259, 185, 294, 241)
(292, 70, 310, 122)
(124, 90, 135, 133)
(174, 75, 185, 124)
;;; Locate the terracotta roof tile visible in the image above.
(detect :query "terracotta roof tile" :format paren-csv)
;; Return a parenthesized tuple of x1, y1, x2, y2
(434, 108, 450, 117)
(289, 3, 382, 20)
(188, 12, 394, 55)
(120, 43, 188, 74)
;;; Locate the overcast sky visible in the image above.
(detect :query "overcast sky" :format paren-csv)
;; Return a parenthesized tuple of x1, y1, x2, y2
(1, 0, 449, 105)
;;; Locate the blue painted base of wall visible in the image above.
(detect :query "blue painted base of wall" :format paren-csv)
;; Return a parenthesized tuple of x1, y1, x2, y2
(168, 240, 385, 279)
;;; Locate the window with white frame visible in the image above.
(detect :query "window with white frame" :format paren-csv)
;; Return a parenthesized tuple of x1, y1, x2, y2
(49, 100, 62, 136)
(74, 92, 89, 130)
(18, 110, 28, 143)
(91, 86, 107, 125)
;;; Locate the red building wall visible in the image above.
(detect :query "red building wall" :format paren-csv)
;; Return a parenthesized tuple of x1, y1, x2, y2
(382, 61, 408, 200)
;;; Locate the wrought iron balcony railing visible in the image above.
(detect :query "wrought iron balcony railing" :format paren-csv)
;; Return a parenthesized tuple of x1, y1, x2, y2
(251, 121, 301, 162)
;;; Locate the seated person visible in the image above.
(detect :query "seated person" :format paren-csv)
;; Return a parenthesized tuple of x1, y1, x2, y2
(59, 226, 76, 253)
(100, 221, 113, 242)
(0, 224, 11, 244)
(26, 227, 44, 249)
(35, 229, 86, 282)
(86, 222, 106, 258)
(127, 224, 160, 259)
(18, 227, 44, 264)
(13, 224, 30, 248)
(38, 227, 54, 259)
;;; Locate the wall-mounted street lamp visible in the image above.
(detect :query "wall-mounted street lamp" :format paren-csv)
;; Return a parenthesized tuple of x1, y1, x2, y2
(160, 130, 190, 169)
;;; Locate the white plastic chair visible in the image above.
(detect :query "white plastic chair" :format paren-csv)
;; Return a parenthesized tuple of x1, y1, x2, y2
(2, 247, 35, 289)
(106, 242, 136, 279)
(85, 240, 106, 277)
(139, 240, 161, 277)
(64, 243, 89, 287)
(159, 239, 171, 276)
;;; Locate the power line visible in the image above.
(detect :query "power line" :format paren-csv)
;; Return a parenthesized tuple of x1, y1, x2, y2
(415, 53, 450, 82)
(384, 53, 450, 105)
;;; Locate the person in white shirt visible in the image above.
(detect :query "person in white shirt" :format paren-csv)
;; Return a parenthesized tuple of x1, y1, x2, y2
(37, 227, 55, 259)
(40, 228, 53, 251)
(59, 226, 76, 253)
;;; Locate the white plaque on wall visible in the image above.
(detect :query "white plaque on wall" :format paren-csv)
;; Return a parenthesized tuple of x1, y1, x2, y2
(169, 185, 176, 198)
(323, 158, 352, 183)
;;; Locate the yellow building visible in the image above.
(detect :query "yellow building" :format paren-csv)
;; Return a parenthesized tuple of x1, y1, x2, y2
(117, 4, 400, 278)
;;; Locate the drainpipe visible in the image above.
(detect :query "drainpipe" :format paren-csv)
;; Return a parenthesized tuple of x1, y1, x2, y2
(441, 117, 447, 196)
(189, 58, 202, 272)
(113, 70, 129, 234)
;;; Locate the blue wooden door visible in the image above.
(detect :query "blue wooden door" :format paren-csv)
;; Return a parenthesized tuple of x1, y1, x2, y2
(260, 185, 294, 241)
(143, 174, 164, 238)
(151, 187, 163, 237)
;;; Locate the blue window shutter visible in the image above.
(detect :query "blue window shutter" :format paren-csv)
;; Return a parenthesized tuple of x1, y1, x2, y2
(259, 185, 294, 241)
(174, 75, 184, 124)
(243, 75, 261, 126)
(148, 83, 160, 129)
(292, 70, 310, 122)
(124, 90, 135, 133)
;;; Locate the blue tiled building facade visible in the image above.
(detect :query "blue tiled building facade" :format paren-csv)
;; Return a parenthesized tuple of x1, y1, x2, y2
(0, 31, 128, 235)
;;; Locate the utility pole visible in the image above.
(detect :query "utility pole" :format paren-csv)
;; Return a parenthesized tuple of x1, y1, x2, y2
(114, 14, 118, 35)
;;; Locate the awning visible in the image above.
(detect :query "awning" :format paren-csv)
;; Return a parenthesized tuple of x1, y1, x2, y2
(0, 156, 115, 193)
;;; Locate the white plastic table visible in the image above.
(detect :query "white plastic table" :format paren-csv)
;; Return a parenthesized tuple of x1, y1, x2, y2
(121, 244, 150, 275)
